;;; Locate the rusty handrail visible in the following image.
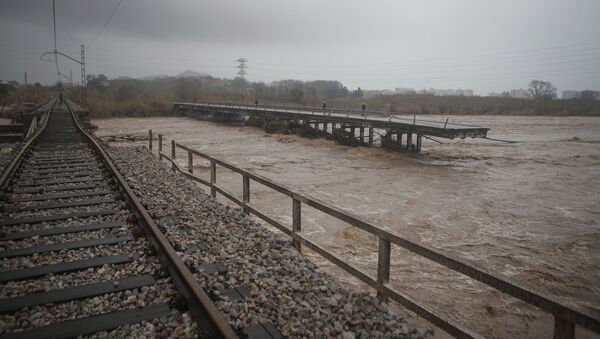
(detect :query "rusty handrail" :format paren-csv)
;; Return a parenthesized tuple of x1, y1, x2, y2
(152, 130, 599, 339)
(172, 100, 487, 129)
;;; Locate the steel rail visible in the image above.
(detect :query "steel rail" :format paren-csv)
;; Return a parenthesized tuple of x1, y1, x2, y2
(0, 99, 55, 199)
(65, 101, 238, 339)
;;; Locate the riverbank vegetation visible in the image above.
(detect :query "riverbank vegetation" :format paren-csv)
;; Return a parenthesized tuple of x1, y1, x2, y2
(2, 74, 599, 118)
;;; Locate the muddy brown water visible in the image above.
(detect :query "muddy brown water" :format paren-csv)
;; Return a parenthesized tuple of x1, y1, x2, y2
(94, 115, 600, 339)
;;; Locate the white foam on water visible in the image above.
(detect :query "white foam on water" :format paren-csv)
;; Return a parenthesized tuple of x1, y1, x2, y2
(94, 114, 600, 337)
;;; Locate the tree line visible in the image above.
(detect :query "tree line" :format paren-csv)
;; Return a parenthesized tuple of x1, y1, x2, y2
(1, 75, 599, 117)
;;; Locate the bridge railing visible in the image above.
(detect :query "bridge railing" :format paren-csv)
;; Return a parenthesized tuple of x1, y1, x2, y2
(172, 100, 487, 129)
(149, 129, 599, 339)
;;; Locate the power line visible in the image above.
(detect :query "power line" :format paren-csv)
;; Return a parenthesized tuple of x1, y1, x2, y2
(87, 0, 124, 50)
(251, 57, 600, 78)
(25, 40, 598, 75)
(252, 47, 600, 72)
(252, 41, 600, 69)
(59, 45, 599, 77)
(346, 67, 600, 84)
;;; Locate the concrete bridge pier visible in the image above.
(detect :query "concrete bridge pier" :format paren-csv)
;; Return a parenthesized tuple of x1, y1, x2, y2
(359, 127, 365, 144)
(379, 130, 422, 153)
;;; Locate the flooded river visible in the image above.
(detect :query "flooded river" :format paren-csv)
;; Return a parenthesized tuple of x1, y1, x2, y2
(94, 115, 600, 338)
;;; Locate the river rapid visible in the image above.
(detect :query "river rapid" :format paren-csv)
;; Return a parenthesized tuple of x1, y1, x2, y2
(94, 115, 600, 338)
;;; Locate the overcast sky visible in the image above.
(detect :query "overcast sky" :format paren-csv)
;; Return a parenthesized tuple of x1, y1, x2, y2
(1, 0, 599, 95)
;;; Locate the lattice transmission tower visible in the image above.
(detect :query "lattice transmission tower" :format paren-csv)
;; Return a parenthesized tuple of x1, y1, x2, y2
(236, 58, 248, 101)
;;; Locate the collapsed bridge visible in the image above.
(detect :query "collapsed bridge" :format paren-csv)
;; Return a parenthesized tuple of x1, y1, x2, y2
(173, 101, 490, 152)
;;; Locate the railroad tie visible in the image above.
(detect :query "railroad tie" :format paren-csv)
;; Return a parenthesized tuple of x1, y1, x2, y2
(0, 234, 133, 259)
(0, 275, 156, 313)
(0, 254, 138, 282)
(0, 220, 124, 241)
(244, 323, 284, 339)
(0, 209, 121, 226)
(221, 285, 250, 302)
(0, 303, 172, 339)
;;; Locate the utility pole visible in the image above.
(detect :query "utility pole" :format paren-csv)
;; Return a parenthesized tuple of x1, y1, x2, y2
(24, 72, 27, 86)
(42, 0, 83, 98)
(236, 58, 248, 101)
(81, 44, 86, 104)
(53, 0, 61, 88)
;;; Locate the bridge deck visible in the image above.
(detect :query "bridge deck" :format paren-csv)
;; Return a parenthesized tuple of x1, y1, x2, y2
(173, 101, 490, 139)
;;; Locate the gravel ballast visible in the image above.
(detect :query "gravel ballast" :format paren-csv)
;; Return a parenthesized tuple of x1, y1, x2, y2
(0, 110, 204, 338)
(0, 142, 21, 173)
(106, 145, 426, 339)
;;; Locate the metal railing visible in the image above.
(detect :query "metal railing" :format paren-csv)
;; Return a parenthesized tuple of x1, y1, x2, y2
(149, 129, 599, 339)
(172, 100, 487, 129)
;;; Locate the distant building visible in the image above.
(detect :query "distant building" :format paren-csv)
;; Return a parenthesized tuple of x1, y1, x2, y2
(454, 89, 474, 96)
(423, 88, 473, 96)
(561, 90, 600, 100)
(510, 89, 530, 99)
(562, 90, 580, 99)
(0, 80, 18, 91)
(394, 87, 415, 94)
(488, 92, 510, 98)
(578, 90, 600, 100)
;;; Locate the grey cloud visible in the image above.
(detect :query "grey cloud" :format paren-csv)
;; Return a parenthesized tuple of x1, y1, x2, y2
(1, 0, 599, 93)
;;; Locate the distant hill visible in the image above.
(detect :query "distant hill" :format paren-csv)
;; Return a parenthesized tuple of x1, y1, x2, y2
(140, 70, 211, 81)
(140, 74, 170, 81)
(175, 70, 210, 78)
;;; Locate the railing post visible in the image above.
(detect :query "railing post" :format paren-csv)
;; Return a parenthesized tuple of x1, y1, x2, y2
(554, 316, 574, 339)
(210, 159, 216, 198)
(158, 134, 163, 160)
(171, 140, 176, 172)
(292, 198, 301, 252)
(242, 174, 250, 214)
(148, 129, 153, 151)
(187, 150, 193, 174)
(377, 237, 391, 302)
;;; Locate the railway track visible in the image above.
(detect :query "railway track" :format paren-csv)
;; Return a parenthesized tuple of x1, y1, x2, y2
(0, 101, 237, 338)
